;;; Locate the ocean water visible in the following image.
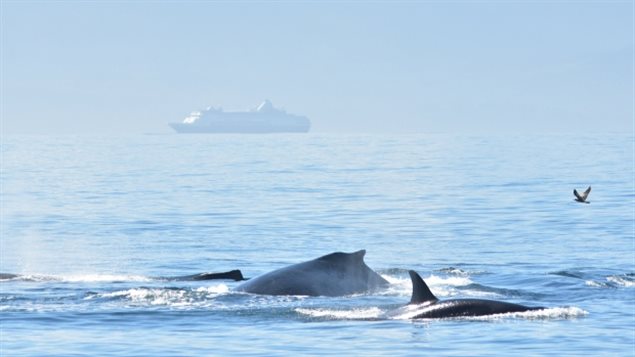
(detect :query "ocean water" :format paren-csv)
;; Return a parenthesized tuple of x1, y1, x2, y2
(1, 133, 633, 356)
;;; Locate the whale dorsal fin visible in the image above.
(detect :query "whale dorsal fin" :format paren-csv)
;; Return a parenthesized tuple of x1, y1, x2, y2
(318, 250, 366, 263)
(409, 270, 439, 305)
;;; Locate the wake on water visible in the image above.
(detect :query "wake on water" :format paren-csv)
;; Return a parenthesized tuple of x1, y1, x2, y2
(2, 271, 590, 321)
(295, 274, 587, 321)
(295, 306, 588, 321)
(0, 273, 153, 283)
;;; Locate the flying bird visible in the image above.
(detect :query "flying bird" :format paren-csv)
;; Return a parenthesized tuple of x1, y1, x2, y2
(573, 186, 591, 204)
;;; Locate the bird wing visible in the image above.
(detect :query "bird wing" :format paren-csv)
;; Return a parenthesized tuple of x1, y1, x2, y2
(573, 189, 584, 201)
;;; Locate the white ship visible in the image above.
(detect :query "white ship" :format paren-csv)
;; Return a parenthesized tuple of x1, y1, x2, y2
(169, 100, 310, 133)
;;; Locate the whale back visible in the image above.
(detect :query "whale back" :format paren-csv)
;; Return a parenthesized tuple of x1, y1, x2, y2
(235, 250, 389, 296)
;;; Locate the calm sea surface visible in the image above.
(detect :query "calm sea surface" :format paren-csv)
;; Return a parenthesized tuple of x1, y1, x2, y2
(1, 133, 634, 356)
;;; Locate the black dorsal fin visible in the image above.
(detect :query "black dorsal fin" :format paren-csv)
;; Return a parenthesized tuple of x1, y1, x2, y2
(408, 270, 439, 305)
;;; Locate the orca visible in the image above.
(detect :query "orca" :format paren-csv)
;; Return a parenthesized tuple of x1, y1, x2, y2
(404, 270, 544, 318)
(235, 250, 389, 296)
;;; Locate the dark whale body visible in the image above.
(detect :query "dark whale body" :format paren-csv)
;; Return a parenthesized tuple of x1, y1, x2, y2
(0, 271, 245, 282)
(235, 250, 389, 296)
(170, 270, 245, 281)
(406, 270, 544, 318)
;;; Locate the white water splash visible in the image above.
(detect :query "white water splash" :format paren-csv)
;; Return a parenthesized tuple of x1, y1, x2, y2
(467, 307, 589, 320)
(380, 274, 475, 298)
(95, 288, 182, 305)
(585, 280, 607, 288)
(426, 274, 474, 288)
(392, 306, 588, 321)
(607, 275, 635, 287)
(195, 284, 230, 294)
(380, 275, 412, 296)
(11, 274, 153, 283)
(89, 283, 231, 307)
(390, 304, 433, 320)
(59, 274, 153, 283)
(295, 307, 383, 320)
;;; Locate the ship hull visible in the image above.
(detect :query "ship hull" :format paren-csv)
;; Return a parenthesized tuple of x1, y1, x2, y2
(169, 115, 310, 134)
(169, 122, 310, 133)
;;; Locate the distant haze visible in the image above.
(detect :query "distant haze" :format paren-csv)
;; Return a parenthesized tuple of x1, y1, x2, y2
(1, 1, 633, 135)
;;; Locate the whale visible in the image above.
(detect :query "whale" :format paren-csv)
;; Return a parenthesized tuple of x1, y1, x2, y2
(235, 250, 389, 296)
(169, 270, 245, 281)
(0, 271, 246, 282)
(403, 270, 544, 318)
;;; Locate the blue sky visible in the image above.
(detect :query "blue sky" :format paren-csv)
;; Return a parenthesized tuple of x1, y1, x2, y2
(1, 1, 633, 134)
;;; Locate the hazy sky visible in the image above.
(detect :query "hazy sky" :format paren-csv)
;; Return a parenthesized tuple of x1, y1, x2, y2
(1, 1, 633, 134)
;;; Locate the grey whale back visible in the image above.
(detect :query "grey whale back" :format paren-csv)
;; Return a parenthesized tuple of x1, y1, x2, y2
(235, 250, 389, 296)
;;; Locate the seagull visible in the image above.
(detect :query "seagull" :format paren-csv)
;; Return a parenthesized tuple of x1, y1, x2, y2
(573, 186, 591, 204)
